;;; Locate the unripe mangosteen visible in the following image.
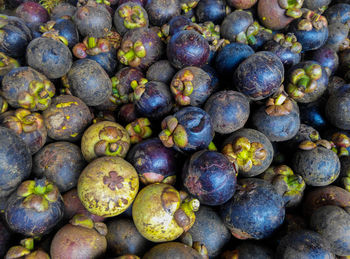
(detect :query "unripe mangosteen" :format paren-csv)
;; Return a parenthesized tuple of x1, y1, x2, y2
(33, 142, 86, 193)
(50, 214, 107, 259)
(2, 66, 55, 111)
(81, 121, 130, 162)
(2, 108, 47, 154)
(43, 95, 92, 141)
(233, 51, 284, 101)
(66, 59, 112, 106)
(0, 126, 31, 198)
(78, 156, 139, 217)
(5, 178, 64, 236)
(220, 178, 285, 240)
(26, 36, 73, 79)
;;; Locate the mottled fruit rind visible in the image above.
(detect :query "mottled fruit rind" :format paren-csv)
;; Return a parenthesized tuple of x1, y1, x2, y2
(81, 121, 130, 162)
(143, 242, 202, 259)
(78, 156, 139, 217)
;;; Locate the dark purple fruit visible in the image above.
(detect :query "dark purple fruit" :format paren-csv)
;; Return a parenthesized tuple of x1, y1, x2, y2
(222, 128, 274, 177)
(263, 33, 302, 71)
(182, 150, 237, 206)
(220, 178, 285, 240)
(167, 15, 192, 37)
(33, 141, 86, 193)
(233, 51, 284, 101)
(326, 85, 350, 130)
(2, 108, 47, 154)
(146, 60, 176, 85)
(215, 42, 254, 79)
(134, 80, 174, 120)
(252, 92, 300, 142)
(285, 124, 320, 152)
(127, 138, 178, 185)
(304, 0, 331, 12)
(289, 10, 329, 52)
(222, 242, 274, 259)
(184, 206, 231, 258)
(143, 242, 202, 259)
(159, 106, 214, 153)
(118, 103, 138, 124)
(51, 3, 77, 20)
(307, 47, 339, 76)
(15, 1, 49, 25)
(1, 66, 55, 111)
(73, 1, 112, 38)
(145, 0, 181, 27)
(167, 30, 210, 69)
(325, 22, 349, 53)
(220, 10, 253, 43)
(170, 66, 213, 107)
(276, 230, 334, 259)
(0, 15, 32, 58)
(26, 36, 73, 79)
(204, 90, 250, 134)
(0, 126, 31, 198)
(5, 179, 64, 236)
(118, 27, 164, 70)
(324, 3, 350, 25)
(195, 0, 226, 24)
(293, 139, 340, 186)
(67, 59, 112, 106)
(114, 2, 149, 36)
(310, 205, 350, 256)
(226, 0, 257, 9)
(106, 218, 150, 257)
(43, 95, 93, 141)
(286, 61, 329, 104)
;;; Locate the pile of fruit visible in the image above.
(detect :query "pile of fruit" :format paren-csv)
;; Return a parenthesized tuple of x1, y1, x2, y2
(0, 0, 350, 258)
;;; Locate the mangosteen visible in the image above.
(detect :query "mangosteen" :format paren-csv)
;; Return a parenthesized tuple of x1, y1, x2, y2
(145, 0, 181, 26)
(146, 60, 176, 85)
(143, 242, 203, 259)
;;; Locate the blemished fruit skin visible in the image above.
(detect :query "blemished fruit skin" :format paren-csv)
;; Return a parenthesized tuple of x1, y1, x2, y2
(78, 156, 139, 217)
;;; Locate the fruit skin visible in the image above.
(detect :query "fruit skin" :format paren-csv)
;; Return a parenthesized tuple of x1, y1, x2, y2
(15, 2, 49, 25)
(307, 47, 339, 76)
(143, 242, 202, 259)
(33, 142, 86, 193)
(220, 178, 285, 240)
(73, 2, 112, 38)
(43, 95, 92, 141)
(293, 143, 340, 186)
(167, 30, 210, 69)
(81, 121, 130, 162)
(226, 242, 274, 259)
(5, 179, 64, 237)
(26, 37, 73, 79)
(233, 51, 284, 101)
(222, 128, 274, 177)
(276, 230, 335, 259)
(0, 126, 31, 198)
(220, 10, 253, 43)
(146, 60, 176, 84)
(326, 86, 350, 130)
(106, 218, 150, 257)
(78, 156, 139, 217)
(50, 215, 107, 259)
(0, 15, 32, 58)
(67, 59, 112, 107)
(186, 206, 231, 257)
(145, 0, 181, 27)
(227, 0, 257, 9)
(134, 81, 174, 120)
(195, 0, 226, 24)
(204, 90, 250, 134)
(310, 205, 350, 256)
(215, 43, 254, 79)
(132, 183, 199, 242)
(127, 138, 178, 185)
(2, 66, 55, 111)
(182, 150, 237, 206)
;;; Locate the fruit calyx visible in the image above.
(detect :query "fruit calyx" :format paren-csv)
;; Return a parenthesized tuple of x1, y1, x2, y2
(126, 117, 152, 144)
(171, 69, 195, 106)
(331, 133, 350, 157)
(3, 108, 44, 134)
(265, 92, 293, 116)
(298, 139, 332, 150)
(73, 36, 110, 58)
(222, 137, 267, 172)
(0, 52, 20, 77)
(118, 40, 146, 67)
(297, 10, 328, 31)
(70, 214, 108, 235)
(273, 33, 302, 53)
(159, 116, 188, 149)
(287, 63, 322, 98)
(94, 126, 129, 157)
(17, 179, 59, 212)
(119, 4, 147, 30)
(278, 0, 303, 19)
